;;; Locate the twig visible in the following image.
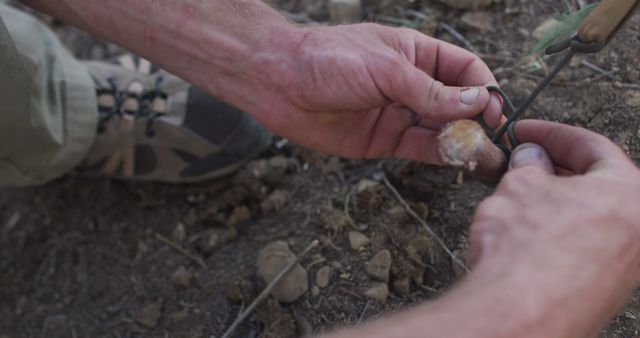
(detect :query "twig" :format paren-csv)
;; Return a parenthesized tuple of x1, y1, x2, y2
(1, 211, 20, 237)
(221, 240, 319, 338)
(439, 23, 475, 52)
(581, 60, 619, 81)
(154, 232, 206, 268)
(621, 83, 640, 90)
(379, 172, 470, 273)
(419, 285, 443, 294)
(357, 301, 371, 323)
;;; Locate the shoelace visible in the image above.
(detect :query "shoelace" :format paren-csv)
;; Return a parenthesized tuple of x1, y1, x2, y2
(96, 75, 167, 137)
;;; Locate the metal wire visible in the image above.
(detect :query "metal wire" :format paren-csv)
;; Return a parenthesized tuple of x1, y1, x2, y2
(478, 35, 608, 152)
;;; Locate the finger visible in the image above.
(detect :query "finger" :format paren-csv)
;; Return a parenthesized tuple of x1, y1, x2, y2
(393, 126, 445, 165)
(412, 36, 504, 125)
(389, 65, 492, 122)
(508, 143, 555, 175)
(514, 120, 635, 174)
(483, 92, 506, 129)
(363, 104, 418, 158)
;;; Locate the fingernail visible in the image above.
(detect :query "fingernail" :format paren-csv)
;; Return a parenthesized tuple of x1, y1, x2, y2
(460, 87, 480, 105)
(509, 146, 541, 169)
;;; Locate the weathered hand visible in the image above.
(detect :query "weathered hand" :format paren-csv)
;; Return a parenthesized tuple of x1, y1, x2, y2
(253, 23, 503, 164)
(467, 120, 640, 337)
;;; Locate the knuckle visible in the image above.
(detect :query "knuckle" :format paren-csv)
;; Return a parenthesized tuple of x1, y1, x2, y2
(427, 80, 445, 106)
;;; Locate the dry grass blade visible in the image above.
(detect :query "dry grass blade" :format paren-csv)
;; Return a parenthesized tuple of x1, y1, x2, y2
(221, 240, 319, 338)
(155, 232, 207, 268)
(379, 172, 469, 273)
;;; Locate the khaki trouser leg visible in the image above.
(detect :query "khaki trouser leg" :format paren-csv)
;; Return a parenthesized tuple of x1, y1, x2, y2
(0, 4, 97, 187)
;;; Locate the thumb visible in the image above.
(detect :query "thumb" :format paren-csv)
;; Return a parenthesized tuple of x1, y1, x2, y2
(509, 143, 555, 174)
(388, 66, 491, 122)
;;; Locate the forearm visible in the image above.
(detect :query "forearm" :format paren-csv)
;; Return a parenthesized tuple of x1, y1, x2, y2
(22, 0, 299, 118)
(324, 250, 638, 338)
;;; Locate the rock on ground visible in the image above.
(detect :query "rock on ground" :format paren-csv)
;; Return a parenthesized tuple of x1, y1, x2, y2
(348, 231, 370, 250)
(460, 11, 494, 32)
(624, 90, 640, 107)
(329, 0, 362, 23)
(365, 250, 392, 283)
(135, 302, 162, 329)
(363, 283, 389, 302)
(257, 241, 309, 303)
(316, 266, 332, 288)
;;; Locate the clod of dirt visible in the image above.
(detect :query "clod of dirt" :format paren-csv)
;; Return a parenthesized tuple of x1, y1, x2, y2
(257, 241, 309, 303)
(226, 205, 251, 227)
(238, 156, 299, 187)
(434, 0, 493, 10)
(460, 11, 494, 32)
(532, 18, 560, 40)
(260, 190, 290, 214)
(257, 298, 297, 338)
(197, 228, 238, 255)
(170, 266, 193, 287)
(363, 283, 389, 302)
(624, 90, 640, 107)
(329, 0, 362, 23)
(135, 302, 162, 329)
(316, 266, 332, 288)
(393, 277, 412, 296)
(322, 209, 351, 231)
(406, 237, 432, 264)
(366, 250, 392, 283)
(167, 309, 189, 323)
(225, 275, 254, 303)
(348, 231, 370, 250)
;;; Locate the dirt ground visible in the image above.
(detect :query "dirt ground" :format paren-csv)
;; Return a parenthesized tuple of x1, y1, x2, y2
(1, 0, 640, 337)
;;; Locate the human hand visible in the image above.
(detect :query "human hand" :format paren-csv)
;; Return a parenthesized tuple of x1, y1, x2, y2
(467, 120, 640, 337)
(253, 23, 503, 164)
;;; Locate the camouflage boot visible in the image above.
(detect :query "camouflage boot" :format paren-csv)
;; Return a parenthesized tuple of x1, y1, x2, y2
(82, 55, 272, 182)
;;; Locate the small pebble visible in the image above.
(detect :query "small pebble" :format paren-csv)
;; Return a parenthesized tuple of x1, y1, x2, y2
(623, 90, 640, 108)
(348, 231, 370, 250)
(393, 277, 412, 296)
(256, 241, 308, 303)
(316, 266, 332, 288)
(365, 250, 392, 283)
(197, 228, 237, 255)
(135, 303, 162, 329)
(363, 283, 389, 302)
(329, 0, 362, 24)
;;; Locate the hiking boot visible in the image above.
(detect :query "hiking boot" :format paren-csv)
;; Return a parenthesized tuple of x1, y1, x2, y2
(81, 55, 272, 182)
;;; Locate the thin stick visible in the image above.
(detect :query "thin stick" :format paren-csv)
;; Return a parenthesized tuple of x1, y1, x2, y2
(1, 211, 20, 236)
(221, 240, 319, 338)
(581, 60, 619, 81)
(379, 173, 469, 273)
(357, 301, 371, 323)
(154, 232, 206, 268)
(440, 23, 476, 52)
